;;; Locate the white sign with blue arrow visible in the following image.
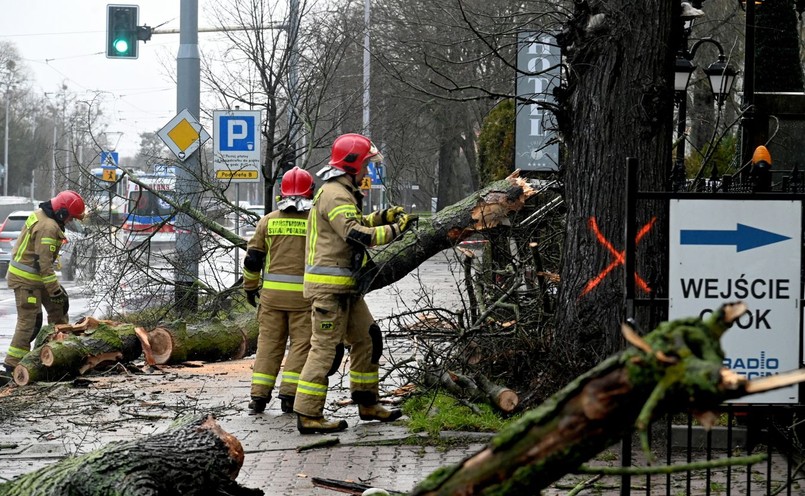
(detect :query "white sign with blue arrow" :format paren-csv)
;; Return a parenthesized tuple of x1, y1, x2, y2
(669, 199, 801, 404)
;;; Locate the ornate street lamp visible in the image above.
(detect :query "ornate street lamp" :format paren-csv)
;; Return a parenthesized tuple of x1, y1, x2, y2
(671, 1, 738, 192)
(703, 55, 738, 107)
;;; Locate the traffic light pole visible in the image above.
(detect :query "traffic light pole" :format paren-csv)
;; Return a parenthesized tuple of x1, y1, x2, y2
(174, 0, 201, 312)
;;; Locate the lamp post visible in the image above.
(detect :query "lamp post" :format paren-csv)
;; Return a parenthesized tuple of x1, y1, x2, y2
(672, 12, 738, 191)
(2, 60, 14, 197)
(3, 87, 9, 196)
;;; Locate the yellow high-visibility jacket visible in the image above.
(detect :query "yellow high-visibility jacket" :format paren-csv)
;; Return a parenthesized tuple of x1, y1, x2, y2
(304, 175, 398, 297)
(7, 210, 65, 295)
(243, 209, 310, 310)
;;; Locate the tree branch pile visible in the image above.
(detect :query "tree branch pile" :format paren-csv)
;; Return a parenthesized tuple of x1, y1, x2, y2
(409, 302, 805, 495)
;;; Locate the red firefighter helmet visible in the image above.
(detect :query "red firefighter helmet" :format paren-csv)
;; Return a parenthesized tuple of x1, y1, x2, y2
(280, 167, 314, 198)
(328, 133, 383, 175)
(51, 190, 86, 221)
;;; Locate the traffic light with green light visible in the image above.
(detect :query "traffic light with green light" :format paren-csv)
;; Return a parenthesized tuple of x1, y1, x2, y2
(106, 4, 139, 59)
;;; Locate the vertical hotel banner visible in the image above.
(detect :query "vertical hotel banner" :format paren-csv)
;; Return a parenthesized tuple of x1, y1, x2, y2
(515, 32, 561, 172)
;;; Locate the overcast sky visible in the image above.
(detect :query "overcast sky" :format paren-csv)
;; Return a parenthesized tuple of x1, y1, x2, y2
(0, 1, 229, 158)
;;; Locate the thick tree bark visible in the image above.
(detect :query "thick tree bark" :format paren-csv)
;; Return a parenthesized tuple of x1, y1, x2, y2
(555, 1, 675, 376)
(410, 303, 805, 495)
(0, 415, 263, 496)
(148, 317, 258, 365)
(14, 321, 143, 386)
(360, 171, 538, 293)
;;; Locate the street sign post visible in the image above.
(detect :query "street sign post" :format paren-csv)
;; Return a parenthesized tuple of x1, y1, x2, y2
(100, 151, 119, 167)
(213, 109, 261, 183)
(157, 109, 210, 162)
(669, 199, 802, 403)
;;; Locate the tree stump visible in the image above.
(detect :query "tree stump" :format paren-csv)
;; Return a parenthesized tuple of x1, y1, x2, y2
(0, 415, 263, 496)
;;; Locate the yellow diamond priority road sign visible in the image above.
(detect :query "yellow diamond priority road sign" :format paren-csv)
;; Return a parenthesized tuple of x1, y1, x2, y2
(157, 109, 210, 162)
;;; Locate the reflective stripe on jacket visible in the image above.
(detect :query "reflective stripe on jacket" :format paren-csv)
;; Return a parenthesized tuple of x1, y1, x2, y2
(244, 209, 309, 311)
(304, 175, 397, 297)
(7, 210, 65, 294)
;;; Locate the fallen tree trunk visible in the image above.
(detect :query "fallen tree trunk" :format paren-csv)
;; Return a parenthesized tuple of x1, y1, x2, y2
(410, 303, 805, 495)
(0, 415, 263, 496)
(359, 171, 540, 293)
(148, 317, 258, 365)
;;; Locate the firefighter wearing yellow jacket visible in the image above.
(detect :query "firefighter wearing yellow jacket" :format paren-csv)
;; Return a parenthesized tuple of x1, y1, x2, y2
(295, 133, 416, 434)
(2, 190, 85, 376)
(243, 167, 316, 414)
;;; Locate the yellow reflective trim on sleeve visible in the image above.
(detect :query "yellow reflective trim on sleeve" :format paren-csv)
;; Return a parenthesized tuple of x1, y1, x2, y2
(262, 280, 303, 291)
(375, 226, 386, 245)
(296, 380, 328, 396)
(41, 237, 60, 246)
(328, 204, 358, 221)
(243, 268, 261, 282)
(303, 273, 355, 287)
(7, 346, 29, 359)
(42, 275, 58, 284)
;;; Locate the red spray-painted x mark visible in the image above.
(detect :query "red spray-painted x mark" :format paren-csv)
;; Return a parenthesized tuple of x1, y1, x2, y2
(580, 216, 657, 297)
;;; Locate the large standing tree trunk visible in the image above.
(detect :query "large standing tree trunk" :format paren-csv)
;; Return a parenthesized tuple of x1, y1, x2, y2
(554, 1, 675, 379)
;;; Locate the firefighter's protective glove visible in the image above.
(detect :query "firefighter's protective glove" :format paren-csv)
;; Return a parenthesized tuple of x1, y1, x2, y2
(49, 289, 68, 308)
(381, 206, 405, 224)
(245, 288, 260, 307)
(395, 213, 418, 234)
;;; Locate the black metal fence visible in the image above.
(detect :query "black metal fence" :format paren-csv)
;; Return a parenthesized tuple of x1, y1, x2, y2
(622, 158, 805, 495)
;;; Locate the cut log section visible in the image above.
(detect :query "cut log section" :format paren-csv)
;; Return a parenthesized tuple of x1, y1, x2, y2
(148, 319, 257, 365)
(474, 374, 519, 413)
(15, 322, 143, 386)
(0, 415, 263, 496)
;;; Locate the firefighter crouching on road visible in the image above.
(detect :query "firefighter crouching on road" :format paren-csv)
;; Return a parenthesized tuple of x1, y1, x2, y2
(243, 167, 315, 414)
(295, 133, 416, 434)
(1, 190, 84, 379)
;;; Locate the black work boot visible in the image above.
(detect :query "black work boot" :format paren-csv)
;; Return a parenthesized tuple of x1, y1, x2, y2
(358, 403, 403, 422)
(278, 394, 295, 414)
(297, 414, 348, 434)
(248, 396, 268, 414)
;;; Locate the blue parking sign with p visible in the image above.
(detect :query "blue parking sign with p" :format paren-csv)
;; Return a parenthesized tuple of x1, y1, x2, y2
(219, 115, 256, 152)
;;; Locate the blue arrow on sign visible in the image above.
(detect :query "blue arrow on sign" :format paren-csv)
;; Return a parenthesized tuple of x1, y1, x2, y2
(680, 224, 791, 252)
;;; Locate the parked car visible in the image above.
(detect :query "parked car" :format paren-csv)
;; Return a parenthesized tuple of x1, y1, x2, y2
(232, 204, 264, 239)
(60, 225, 97, 282)
(0, 210, 33, 278)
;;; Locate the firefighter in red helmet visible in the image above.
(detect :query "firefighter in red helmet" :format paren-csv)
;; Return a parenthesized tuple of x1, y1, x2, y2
(294, 134, 416, 433)
(2, 190, 85, 381)
(243, 166, 315, 414)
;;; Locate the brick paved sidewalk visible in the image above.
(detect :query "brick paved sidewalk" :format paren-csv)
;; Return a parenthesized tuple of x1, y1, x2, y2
(0, 358, 797, 495)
